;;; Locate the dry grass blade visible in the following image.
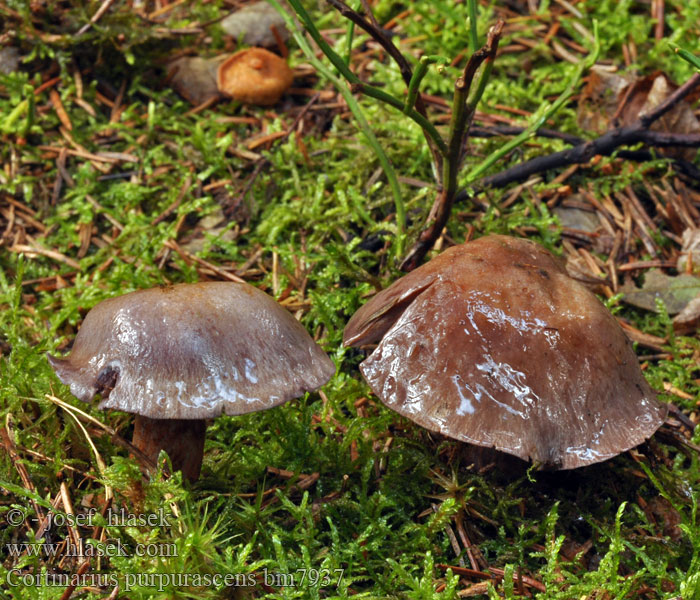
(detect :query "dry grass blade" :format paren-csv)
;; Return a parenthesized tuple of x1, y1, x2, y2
(45, 394, 113, 501)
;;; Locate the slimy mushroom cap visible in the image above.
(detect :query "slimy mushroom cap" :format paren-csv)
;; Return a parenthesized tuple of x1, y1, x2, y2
(48, 281, 335, 481)
(49, 282, 335, 420)
(344, 235, 667, 469)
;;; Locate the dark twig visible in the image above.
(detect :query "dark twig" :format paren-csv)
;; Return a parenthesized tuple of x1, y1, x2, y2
(358, 0, 381, 30)
(672, 158, 700, 184)
(476, 73, 700, 190)
(640, 72, 700, 127)
(473, 127, 700, 149)
(325, 0, 443, 173)
(479, 130, 700, 189)
(400, 23, 503, 272)
(470, 124, 584, 145)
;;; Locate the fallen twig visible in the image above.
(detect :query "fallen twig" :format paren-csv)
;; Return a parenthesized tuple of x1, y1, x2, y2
(477, 72, 700, 190)
(76, 0, 118, 36)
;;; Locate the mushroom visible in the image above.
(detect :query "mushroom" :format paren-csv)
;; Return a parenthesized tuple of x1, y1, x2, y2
(217, 47, 293, 106)
(343, 235, 667, 469)
(48, 282, 335, 480)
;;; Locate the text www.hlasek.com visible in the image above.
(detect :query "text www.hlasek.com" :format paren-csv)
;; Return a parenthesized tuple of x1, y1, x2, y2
(5, 538, 171, 559)
(5, 507, 343, 591)
(4, 540, 343, 591)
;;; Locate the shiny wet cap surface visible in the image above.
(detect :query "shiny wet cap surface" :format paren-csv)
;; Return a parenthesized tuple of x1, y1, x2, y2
(49, 282, 335, 419)
(344, 235, 667, 469)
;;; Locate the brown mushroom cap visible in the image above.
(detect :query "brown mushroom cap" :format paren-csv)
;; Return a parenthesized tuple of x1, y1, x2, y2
(48, 282, 335, 420)
(344, 235, 667, 469)
(216, 48, 293, 106)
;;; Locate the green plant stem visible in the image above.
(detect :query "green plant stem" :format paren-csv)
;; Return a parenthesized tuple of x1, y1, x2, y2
(400, 23, 504, 271)
(274, 0, 406, 249)
(467, 0, 479, 53)
(674, 46, 700, 71)
(465, 23, 600, 184)
(285, 0, 447, 156)
(404, 56, 447, 115)
(343, 1, 360, 65)
(444, 22, 503, 202)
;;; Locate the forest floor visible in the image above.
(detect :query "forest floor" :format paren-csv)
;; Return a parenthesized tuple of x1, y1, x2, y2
(2, 0, 700, 598)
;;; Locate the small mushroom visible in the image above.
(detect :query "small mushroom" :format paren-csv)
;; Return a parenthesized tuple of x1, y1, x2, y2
(343, 235, 667, 469)
(48, 282, 335, 480)
(217, 48, 293, 106)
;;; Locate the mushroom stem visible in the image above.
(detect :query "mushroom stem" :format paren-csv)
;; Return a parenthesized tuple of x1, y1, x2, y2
(132, 415, 206, 481)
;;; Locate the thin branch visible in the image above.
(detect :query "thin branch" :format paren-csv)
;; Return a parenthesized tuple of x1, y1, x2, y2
(76, 0, 118, 35)
(286, 0, 447, 155)
(278, 0, 407, 247)
(358, 0, 381, 29)
(469, 124, 583, 145)
(476, 73, 700, 190)
(398, 22, 501, 272)
(401, 22, 600, 271)
(446, 21, 503, 189)
(427, 23, 503, 257)
(640, 72, 700, 127)
(324, 0, 443, 172)
(478, 132, 700, 190)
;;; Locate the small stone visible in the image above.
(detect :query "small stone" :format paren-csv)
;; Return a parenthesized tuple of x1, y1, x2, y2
(220, 2, 289, 48)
